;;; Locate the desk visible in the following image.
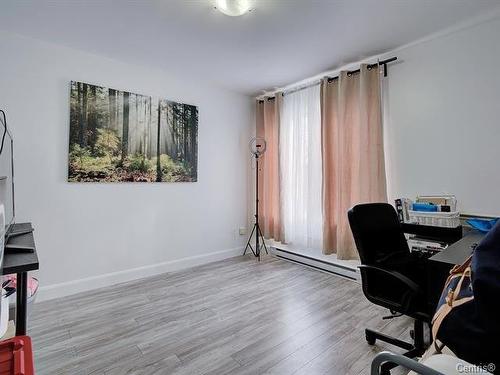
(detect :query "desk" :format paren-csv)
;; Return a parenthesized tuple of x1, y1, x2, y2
(426, 229, 484, 313)
(2, 223, 39, 336)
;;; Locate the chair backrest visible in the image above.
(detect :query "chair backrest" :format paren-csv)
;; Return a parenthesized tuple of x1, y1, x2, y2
(348, 203, 410, 265)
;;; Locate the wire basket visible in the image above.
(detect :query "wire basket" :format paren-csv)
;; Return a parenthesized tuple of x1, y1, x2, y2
(408, 210, 460, 228)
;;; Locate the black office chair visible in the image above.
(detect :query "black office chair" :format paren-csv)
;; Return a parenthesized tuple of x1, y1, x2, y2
(348, 203, 430, 373)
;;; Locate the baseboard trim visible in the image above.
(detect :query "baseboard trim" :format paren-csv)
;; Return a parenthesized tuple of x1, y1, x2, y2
(37, 247, 244, 302)
(272, 247, 360, 282)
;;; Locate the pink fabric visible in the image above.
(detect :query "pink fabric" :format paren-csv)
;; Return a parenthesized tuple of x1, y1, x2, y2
(4, 275, 39, 297)
(321, 65, 387, 259)
(256, 96, 282, 241)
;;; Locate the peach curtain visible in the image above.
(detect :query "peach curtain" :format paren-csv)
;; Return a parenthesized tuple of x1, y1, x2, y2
(256, 96, 282, 241)
(321, 65, 387, 259)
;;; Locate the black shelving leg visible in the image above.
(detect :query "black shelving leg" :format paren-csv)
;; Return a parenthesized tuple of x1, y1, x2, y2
(16, 271, 28, 336)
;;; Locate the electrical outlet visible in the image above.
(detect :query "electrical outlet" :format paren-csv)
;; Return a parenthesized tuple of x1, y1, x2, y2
(239, 227, 247, 235)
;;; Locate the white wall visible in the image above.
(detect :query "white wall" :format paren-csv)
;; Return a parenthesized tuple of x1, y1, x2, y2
(0, 31, 253, 300)
(383, 16, 500, 216)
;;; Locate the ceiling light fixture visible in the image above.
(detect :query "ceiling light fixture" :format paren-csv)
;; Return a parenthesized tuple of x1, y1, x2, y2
(214, 0, 254, 17)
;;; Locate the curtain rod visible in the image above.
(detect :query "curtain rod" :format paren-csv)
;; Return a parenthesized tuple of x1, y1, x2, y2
(258, 57, 397, 102)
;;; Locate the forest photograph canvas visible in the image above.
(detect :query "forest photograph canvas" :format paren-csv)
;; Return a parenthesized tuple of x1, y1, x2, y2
(68, 81, 198, 182)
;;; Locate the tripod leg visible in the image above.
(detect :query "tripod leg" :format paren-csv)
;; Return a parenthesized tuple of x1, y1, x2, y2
(247, 244, 257, 257)
(244, 224, 257, 256)
(257, 225, 269, 255)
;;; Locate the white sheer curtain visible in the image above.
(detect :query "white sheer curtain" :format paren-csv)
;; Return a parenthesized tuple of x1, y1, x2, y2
(280, 85, 323, 249)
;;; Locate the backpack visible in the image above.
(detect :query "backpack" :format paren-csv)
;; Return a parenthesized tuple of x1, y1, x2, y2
(431, 254, 474, 351)
(432, 221, 500, 372)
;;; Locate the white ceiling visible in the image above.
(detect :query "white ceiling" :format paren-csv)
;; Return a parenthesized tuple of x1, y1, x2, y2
(1, 0, 499, 96)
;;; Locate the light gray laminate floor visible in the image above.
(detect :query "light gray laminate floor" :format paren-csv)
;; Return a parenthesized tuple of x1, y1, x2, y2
(29, 255, 413, 374)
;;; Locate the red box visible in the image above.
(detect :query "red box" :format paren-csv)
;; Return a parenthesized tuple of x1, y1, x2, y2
(0, 336, 34, 375)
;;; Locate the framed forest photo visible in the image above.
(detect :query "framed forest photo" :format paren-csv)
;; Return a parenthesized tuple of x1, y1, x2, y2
(68, 81, 198, 182)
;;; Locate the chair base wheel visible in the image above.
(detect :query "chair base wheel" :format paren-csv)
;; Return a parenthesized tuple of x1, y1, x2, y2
(366, 331, 376, 345)
(365, 322, 427, 375)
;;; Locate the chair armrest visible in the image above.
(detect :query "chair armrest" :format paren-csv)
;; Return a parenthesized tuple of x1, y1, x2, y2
(371, 351, 444, 375)
(358, 265, 422, 295)
(358, 265, 425, 314)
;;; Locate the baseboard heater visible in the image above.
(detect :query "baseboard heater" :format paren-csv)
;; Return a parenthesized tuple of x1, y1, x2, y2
(271, 247, 359, 281)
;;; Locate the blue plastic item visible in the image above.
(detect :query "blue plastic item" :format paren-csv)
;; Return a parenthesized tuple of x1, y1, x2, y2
(412, 203, 438, 212)
(466, 218, 499, 233)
